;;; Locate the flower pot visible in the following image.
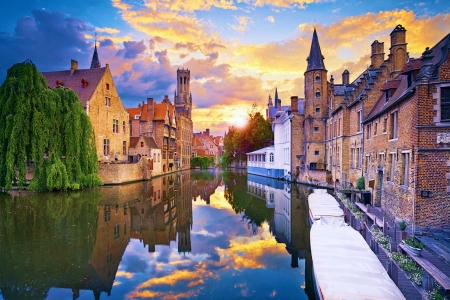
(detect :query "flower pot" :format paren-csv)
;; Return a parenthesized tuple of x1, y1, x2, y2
(403, 242, 422, 256)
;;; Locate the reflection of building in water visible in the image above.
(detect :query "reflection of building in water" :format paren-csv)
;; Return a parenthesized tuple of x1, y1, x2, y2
(192, 170, 222, 204)
(246, 174, 314, 298)
(129, 174, 177, 252)
(176, 171, 193, 254)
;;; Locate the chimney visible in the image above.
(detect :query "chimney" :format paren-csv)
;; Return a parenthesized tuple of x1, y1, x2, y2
(163, 95, 171, 104)
(147, 98, 154, 123)
(70, 59, 78, 75)
(342, 70, 350, 85)
(291, 96, 299, 114)
(206, 129, 210, 136)
(389, 24, 407, 75)
(370, 40, 385, 69)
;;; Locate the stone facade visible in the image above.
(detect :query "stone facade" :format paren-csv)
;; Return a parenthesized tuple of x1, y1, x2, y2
(42, 59, 130, 163)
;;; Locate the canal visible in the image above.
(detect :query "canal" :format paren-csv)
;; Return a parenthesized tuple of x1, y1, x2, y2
(0, 170, 315, 300)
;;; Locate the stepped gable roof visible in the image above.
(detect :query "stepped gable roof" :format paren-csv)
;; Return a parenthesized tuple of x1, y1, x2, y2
(306, 28, 326, 72)
(400, 58, 423, 74)
(381, 79, 401, 91)
(333, 84, 355, 96)
(41, 67, 106, 107)
(365, 74, 413, 123)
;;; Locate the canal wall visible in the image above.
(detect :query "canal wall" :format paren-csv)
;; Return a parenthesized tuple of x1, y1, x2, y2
(98, 157, 152, 184)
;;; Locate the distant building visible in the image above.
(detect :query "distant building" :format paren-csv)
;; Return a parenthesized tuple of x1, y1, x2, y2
(192, 129, 223, 165)
(42, 44, 130, 162)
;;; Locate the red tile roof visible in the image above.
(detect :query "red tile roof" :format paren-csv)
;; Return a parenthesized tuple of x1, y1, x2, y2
(154, 103, 168, 121)
(41, 67, 106, 107)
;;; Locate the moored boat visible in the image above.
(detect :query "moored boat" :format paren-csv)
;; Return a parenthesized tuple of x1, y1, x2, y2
(308, 189, 344, 225)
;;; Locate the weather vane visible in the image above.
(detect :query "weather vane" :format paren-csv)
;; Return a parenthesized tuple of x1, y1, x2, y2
(94, 32, 97, 46)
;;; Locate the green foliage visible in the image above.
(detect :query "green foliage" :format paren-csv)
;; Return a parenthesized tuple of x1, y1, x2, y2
(0, 61, 102, 191)
(404, 236, 424, 249)
(223, 171, 274, 229)
(191, 170, 215, 181)
(391, 252, 424, 285)
(399, 220, 407, 231)
(223, 105, 273, 166)
(0, 190, 101, 298)
(356, 176, 365, 190)
(190, 156, 214, 169)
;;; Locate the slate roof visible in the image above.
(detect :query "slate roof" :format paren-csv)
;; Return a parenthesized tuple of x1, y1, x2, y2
(333, 84, 356, 96)
(90, 44, 101, 69)
(400, 58, 423, 74)
(306, 28, 326, 72)
(268, 106, 289, 119)
(381, 79, 401, 91)
(41, 67, 106, 107)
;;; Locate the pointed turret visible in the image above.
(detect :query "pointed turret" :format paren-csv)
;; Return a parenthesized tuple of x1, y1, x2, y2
(268, 94, 273, 107)
(306, 28, 326, 72)
(90, 43, 101, 69)
(274, 88, 279, 108)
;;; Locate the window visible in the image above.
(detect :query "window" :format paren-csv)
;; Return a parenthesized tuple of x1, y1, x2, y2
(114, 224, 120, 239)
(389, 153, 395, 182)
(106, 83, 110, 90)
(105, 97, 111, 107)
(441, 87, 450, 122)
(316, 92, 320, 98)
(316, 107, 320, 114)
(270, 153, 274, 162)
(123, 141, 126, 155)
(402, 153, 410, 186)
(310, 163, 317, 170)
(315, 75, 321, 82)
(337, 147, 340, 165)
(389, 111, 398, 140)
(351, 148, 355, 168)
(123, 121, 126, 133)
(124, 221, 127, 235)
(386, 89, 391, 102)
(366, 124, 371, 140)
(357, 110, 362, 132)
(383, 117, 387, 133)
(356, 148, 361, 168)
(113, 119, 119, 133)
(314, 126, 319, 132)
(141, 142, 144, 147)
(314, 150, 319, 155)
(103, 139, 110, 156)
(104, 205, 110, 222)
(130, 121, 132, 136)
(158, 153, 160, 162)
(374, 123, 378, 136)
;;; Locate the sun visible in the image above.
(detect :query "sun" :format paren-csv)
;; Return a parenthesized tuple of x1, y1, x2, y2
(233, 115, 247, 128)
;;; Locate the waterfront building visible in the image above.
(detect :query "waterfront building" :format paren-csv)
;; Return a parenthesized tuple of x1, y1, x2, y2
(128, 136, 161, 175)
(192, 129, 222, 165)
(41, 44, 130, 162)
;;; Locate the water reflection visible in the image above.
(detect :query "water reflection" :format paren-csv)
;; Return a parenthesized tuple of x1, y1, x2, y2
(0, 170, 314, 300)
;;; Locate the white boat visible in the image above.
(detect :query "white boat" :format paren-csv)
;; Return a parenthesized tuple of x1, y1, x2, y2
(308, 189, 344, 225)
(310, 217, 406, 300)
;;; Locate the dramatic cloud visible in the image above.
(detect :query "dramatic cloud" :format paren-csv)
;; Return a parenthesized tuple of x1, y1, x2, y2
(0, 9, 92, 81)
(117, 40, 147, 59)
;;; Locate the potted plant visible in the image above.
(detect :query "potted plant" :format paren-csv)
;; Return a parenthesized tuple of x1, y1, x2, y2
(403, 236, 424, 256)
(399, 220, 406, 231)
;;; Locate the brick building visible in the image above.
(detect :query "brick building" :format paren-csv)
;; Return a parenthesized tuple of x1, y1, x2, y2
(303, 25, 450, 228)
(42, 44, 130, 162)
(192, 129, 222, 165)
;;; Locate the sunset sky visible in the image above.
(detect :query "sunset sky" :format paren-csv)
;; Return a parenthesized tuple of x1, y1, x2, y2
(1, 0, 449, 136)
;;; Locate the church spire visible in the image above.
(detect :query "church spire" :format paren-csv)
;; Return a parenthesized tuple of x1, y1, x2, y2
(274, 87, 280, 108)
(90, 34, 101, 69)
(306, 28, 326, 72)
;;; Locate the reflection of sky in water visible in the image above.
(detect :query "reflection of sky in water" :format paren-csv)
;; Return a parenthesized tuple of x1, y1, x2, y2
(0, 182, 308, 300)
(108, 185, 308, 300)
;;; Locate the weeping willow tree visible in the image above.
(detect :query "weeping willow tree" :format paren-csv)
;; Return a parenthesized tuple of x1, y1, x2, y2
(0, 60, 102, 191)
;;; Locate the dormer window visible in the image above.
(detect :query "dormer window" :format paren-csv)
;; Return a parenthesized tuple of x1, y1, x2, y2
(386, 89, 391, 102)
(407, 72, 414, 88)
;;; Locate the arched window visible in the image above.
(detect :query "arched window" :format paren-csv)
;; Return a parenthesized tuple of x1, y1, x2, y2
(270, 153, 274, 162)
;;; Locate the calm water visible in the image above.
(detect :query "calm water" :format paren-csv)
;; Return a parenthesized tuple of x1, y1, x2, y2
(0, 170, 315, 300)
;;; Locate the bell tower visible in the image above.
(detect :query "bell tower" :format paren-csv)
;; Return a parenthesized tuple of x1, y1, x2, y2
(175, 68, 191, 119)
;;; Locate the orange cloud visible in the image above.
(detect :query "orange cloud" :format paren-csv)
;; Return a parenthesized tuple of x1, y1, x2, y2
(231, 16, 253, 32)
(95, 27, 120, 34)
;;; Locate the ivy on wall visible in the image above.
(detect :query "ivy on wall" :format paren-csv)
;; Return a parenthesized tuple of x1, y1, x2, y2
(0, 60, 102, 191)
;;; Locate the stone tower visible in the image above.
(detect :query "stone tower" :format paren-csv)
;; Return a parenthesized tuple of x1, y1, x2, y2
(175, 68, 192, 119)
(304, 28, 328, 171)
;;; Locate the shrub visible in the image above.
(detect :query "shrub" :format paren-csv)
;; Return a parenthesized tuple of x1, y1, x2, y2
(399, 220, 406, 231)
(356, 176, 365, 190)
